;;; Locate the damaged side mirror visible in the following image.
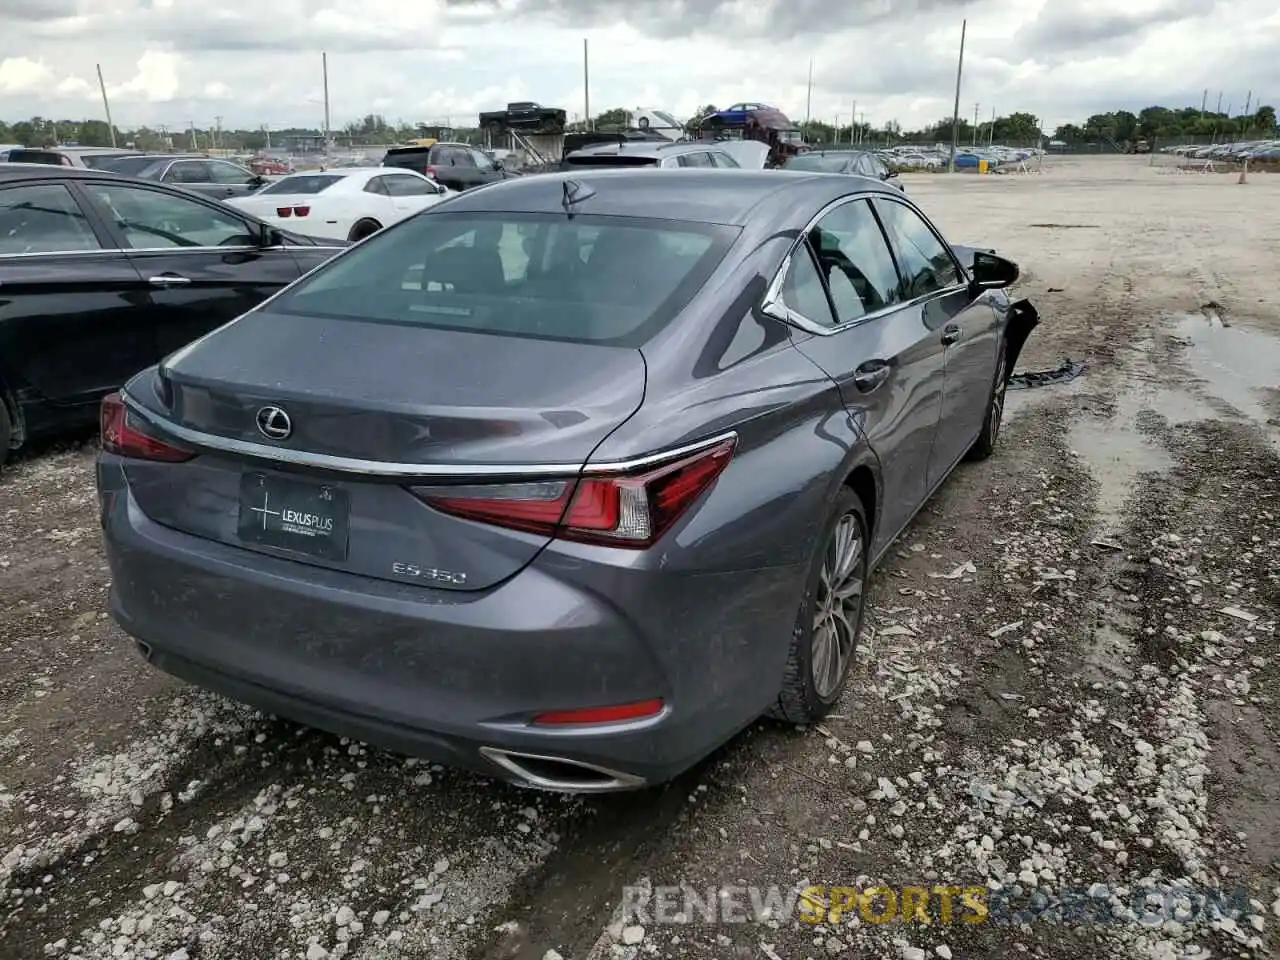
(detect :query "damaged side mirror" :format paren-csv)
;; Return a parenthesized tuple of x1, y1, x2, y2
(971, 251, 1019, 290)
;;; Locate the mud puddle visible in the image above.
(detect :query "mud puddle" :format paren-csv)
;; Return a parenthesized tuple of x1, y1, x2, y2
(1170, 312, 1280, 437)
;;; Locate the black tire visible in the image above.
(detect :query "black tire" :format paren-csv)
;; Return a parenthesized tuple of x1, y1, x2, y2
(965, 340, 1008, 462)
(348, 219, 382, 243)
(769, 488, 870, 724)
(0, 398, 12, 470)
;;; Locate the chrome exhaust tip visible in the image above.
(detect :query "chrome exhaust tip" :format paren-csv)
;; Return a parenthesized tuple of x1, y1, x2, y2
(479, 747, 646, 793)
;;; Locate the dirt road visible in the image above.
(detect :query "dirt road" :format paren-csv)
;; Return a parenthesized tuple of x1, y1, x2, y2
(1, 155, 1277, 960)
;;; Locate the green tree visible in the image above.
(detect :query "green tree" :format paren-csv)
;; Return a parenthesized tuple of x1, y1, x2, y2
(593, 107, 630, 128)
(1253, 105, 1276, 133)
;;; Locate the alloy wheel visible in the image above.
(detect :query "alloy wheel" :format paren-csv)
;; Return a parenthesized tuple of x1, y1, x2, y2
(810, 512, 866, 699)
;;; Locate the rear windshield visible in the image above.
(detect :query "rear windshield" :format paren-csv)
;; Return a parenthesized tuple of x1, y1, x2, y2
(6, 150, 64, 166)
(562, 154, 659, 167)
(268, 211, 739, 347)
(80, 154, 129, 169)
(785, 154, 853, 173)
(259, 174, 344, 196)
(94, 155, 166, 177)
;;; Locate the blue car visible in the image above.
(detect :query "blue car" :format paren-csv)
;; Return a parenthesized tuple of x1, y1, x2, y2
(704, 102, 774, 127)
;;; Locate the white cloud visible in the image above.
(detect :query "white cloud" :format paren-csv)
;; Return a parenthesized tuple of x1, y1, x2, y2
(0, 57, 54, 95)
(0, 0, 1275, 132)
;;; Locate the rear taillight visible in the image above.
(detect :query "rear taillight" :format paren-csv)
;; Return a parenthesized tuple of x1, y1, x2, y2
(412, 437, 736, 549)
(423, 165, 436, 179)
(276, 207, 293, 217)
(293, 206, 310, 217)
(533, 699, 664, 726)
(100, 393, 194, 463)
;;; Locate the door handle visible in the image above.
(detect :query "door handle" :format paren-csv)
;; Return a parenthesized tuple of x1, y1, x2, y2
(940, 323, 962, 345)
(148, 275, 191, 286)
(852, 359, 892, 393)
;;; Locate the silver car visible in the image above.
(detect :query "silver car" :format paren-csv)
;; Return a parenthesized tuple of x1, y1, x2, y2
(97, 168, 1039, 792)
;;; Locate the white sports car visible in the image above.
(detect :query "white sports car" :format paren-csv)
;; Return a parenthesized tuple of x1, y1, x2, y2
(226, 167, 451, 242)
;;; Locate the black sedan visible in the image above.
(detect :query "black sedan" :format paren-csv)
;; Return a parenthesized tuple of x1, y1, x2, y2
(783, 150, 906, 191)
(92, 153, 271, 201)
(0, 164, 347, 465)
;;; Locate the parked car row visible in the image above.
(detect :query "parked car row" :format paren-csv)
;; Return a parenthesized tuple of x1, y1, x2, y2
(1161, 139, 1280, 162)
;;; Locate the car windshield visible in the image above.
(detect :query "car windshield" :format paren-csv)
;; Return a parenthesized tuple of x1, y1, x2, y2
(268, 211, 739, 347)
(6, 150, 63, 165)
(785, 154, 853, 173)
(259, 175, 345, 195)
(94, 155, 167, 177)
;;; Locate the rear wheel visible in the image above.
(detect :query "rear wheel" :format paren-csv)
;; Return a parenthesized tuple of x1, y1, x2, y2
(348, 219, 382, 242)
(769, 489, 870, 724)
(965, 341, 1007, 462)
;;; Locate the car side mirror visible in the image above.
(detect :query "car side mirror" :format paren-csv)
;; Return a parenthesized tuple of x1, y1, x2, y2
(491, 159, 503, 171)
(970, 251, 1019, 290)
(260, 225, 284, 247)
(884, 169, 898, 179)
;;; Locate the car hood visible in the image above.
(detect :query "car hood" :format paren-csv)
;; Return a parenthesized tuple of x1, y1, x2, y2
(718, 141, 771, 169)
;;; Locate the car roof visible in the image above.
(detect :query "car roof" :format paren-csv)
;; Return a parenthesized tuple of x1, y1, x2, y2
(565, 140, 735, 160)
(433, 168, 901, 226)
(0, 163, 127, 181)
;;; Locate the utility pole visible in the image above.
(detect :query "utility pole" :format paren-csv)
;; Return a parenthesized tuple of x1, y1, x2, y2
(972, 103, 980, 146)
(95, 64, 117, 147)
(583, 39, 590, 130)
(851, 100, 857, 144)
(989, 105, 995, 148)
(322, 52, 331, 150)
(948, 19, 966, 172)
(1215, 91, 1222, 114)
(214, 115, 222, 151)
(1201, 89, 1208, 114)
(264, 124, 271, 150)
(804, 58, 814, 126)
(834, 115, 840, 145)
(189, 121, 197, 151)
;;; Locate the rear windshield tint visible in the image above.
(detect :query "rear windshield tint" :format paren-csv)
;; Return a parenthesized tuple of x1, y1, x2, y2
(562, 154, 660, 167)
(784, 154, 853, 172)
(6, 150, 63, 166)
(80, 154, 129, 169)
(259, 175, 344, 196)
(268, 211, 739, 347)
(93, 156, 166, 177)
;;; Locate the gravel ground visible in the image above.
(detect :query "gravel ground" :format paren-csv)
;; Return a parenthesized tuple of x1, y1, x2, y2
(1, 155, 1277, 960)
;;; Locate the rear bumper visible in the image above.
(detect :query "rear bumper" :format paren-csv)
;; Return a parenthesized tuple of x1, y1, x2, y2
(99, 457, 804, 790)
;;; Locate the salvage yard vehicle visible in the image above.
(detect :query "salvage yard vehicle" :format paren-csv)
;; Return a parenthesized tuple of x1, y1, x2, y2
(91, 153, 271, 201)
(97, 168, 1039, 793)
(782, 149, 906, 191)
(226, 168, 451, 243)
(0, 164, 346, 465)
(382, 142, 517, 193)
(561, 139, 745, 169)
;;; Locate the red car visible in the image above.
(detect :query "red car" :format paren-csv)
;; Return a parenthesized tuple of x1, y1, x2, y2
(249, 157, 292, 175)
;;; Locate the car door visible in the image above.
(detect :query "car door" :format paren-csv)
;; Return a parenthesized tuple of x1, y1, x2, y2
(379, 173, 446, 223)
(160, 160, 221, 198)
(204, 159, 265, 200)
(466, 148, 507, 184)
(774, 196, 947, 551)
(872, 196, 1000, 484)
(76, 180, 304, 359)
(0, 181, 157, 411)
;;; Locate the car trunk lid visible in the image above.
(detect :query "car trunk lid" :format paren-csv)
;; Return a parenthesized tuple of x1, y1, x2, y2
(123, 310, 647, 591)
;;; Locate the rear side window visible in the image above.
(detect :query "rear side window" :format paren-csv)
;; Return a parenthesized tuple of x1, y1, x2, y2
(259, 175, 345, 196)
(383, 150, 431, 169)
(873, 199, 960, 299)
(268, 212, 739, 347)
(0, 183, 102, 255)
(806, 200, 902, 321)
(93, 156, 166, 177)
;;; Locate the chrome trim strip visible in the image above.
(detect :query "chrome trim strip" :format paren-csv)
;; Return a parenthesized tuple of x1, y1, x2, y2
(478, 747, 646, 792)
(0, 243, 346, 261)
(119, 391, 737, 479)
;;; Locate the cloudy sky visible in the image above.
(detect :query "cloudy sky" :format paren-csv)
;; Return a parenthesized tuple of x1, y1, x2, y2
(0, 0, 1276, 134)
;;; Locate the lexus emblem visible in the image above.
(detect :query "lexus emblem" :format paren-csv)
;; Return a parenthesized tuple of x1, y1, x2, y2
(255, 405, 292, 440)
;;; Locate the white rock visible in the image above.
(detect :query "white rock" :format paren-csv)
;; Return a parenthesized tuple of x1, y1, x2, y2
(371, 910, 391, 927)
(901, 948, 926, 960)
(268, 852, 288, 868)
(142, 884, 161, 901)
(621, 925, 645, 945)
(162, 880, 180, 897)
(166, 950, 190, 960)
(306, 945, 329, 960)
(335, 905, 356, 926)
(935, 947, 953, 959)
(856, 741, 874, 754)
(543, 952, 565, 960)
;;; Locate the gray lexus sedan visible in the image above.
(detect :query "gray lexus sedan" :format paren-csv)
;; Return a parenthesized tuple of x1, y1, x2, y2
(97, 168, 1039, 793)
